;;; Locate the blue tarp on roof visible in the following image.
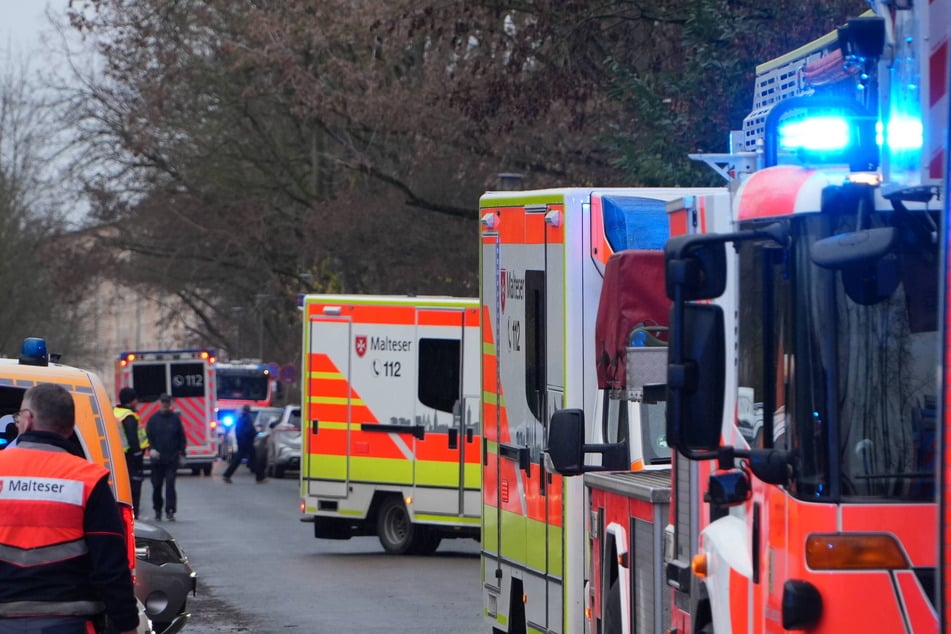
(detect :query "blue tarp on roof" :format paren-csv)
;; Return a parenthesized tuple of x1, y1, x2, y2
(601, 196, 669, 251)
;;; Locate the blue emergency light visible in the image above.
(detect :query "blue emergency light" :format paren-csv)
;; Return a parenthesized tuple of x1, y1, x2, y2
(881, 116, 924, 151)
(778, 115, 852, 153)
(222, 414, 236, 428)
(764, 96, 878, 171)
(19, 338, 49, 367)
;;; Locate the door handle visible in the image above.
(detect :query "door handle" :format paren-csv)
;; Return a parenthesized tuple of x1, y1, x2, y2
(466, 428, 474, 443)
(448, 428, 459, 449)
(499, 442, 531, 476)
(311, 420, 319, 435)
(360, 423, 426, 440)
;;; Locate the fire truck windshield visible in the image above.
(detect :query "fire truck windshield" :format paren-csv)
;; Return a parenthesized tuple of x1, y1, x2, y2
(216, 367, 271, 404)
(737, 206, 939, 502)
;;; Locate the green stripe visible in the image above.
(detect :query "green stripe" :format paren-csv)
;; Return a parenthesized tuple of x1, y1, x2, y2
(482, 391, 500, 406)
(479, 192, 567, 208)
(482, 508, 563, 575)
(309, 395, 362, 406)
(305, 296, 477, 309)
(414, 514, 480, 525)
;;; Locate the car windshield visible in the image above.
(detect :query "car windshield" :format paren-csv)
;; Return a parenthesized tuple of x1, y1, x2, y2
(285, 408, 301, 430)
(737, 207, 939, 502)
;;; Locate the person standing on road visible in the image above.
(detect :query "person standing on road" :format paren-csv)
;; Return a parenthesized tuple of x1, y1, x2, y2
(0, 383, 139, 634)
(222, 404, 267, 483)
(146, 393, 186, 521)
(114, 386, 146, 519)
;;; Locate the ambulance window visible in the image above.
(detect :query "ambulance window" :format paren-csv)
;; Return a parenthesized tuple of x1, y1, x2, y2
(640, 383, 670, 464)
(524, 270, 545, 422)
(0, 387, 25, 450)
(170, 362, 205, 398)
(132, 365, 167, 402)
(418, 339, 460, 413)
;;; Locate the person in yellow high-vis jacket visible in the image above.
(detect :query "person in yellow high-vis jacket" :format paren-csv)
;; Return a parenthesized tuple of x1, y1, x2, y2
(114, 387, 144, 519)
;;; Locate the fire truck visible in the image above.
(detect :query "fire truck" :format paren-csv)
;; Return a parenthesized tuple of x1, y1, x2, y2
(115, 348, 219, 475)
(214, 360, 276, 458)
(479, 186, 723, 633)
(298, 294, 481, 554)
(546, 1, 950, 632)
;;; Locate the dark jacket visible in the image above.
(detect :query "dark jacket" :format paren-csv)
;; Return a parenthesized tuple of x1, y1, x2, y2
(146, 410, 187, 464)
(0, 431, 139, 631)
(235, 411, 257, 447)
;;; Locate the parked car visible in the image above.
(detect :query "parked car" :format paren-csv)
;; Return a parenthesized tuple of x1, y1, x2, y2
(255, 404, 301, 478)
(134, 519, 197, 634)
(218, 405, 282, 461)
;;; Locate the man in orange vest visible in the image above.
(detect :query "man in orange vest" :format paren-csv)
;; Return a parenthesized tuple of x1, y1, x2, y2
(0, 383, 138, 634)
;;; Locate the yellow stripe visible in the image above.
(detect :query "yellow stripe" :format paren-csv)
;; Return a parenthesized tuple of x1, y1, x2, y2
(308, 421, 347, 430)
(414, 514, 481, 525)
(307, 371, 341, 380)
(483, 508, 563, 574)
(350, 456, 412, 483)
(482, 391, 500, 406)
(309, 396, 365, 406)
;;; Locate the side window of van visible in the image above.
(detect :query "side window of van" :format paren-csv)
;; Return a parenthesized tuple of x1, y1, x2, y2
(0, 386, 87, 458)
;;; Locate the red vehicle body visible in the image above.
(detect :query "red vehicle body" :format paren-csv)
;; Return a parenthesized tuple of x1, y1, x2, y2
(116, 348, 218, 476)
(549, 2, 951, 633)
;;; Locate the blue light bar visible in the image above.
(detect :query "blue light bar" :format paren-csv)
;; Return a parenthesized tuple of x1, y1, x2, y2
(222, 414, 236, 428)
(883, 116, 923, 151)
(778, 115, 852, 152)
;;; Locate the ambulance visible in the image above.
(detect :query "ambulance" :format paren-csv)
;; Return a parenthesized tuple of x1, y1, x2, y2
(299, 294, 481, 555)
(115, 348, 218, 476)
(0, 337, 151, 632)
(479, 186, 722, 633)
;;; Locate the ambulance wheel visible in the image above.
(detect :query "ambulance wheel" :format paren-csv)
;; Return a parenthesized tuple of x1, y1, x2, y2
(409, 528, 441, 555)
(602, 578, 621, 634)
(202, 463, 212, 476)
(377, 497, 414, 554)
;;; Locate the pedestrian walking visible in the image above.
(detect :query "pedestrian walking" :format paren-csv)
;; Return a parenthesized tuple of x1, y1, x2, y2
(146, 393, 186, 521)
(0, 383, 139, 634)
(114, 387, 146, 519)
(222, 404, 267, 483)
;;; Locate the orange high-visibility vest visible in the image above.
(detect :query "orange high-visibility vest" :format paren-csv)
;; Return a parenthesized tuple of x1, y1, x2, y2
(0, 444, 108, 617)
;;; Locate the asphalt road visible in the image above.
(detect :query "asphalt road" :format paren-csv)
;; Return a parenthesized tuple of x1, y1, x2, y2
(155, 461, 484, 634)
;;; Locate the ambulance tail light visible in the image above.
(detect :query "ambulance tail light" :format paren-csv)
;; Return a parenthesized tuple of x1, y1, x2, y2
(119, 502, 136, 580)
(805, 533, 909, 570)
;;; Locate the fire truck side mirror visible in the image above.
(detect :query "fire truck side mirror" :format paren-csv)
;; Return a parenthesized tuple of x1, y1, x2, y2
(664, 234, 727, 302)
(545, 409, 586, 476)
(667, 303, 725, 455)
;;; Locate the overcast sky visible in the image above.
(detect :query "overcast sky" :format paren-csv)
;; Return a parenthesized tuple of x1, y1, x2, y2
(0, 0, 71, 63)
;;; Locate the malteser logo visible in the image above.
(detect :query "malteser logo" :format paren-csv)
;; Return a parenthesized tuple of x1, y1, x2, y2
(500, 268, 525, 314)
(500, 270, 507, 312)
(355, 336, 368, 358)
